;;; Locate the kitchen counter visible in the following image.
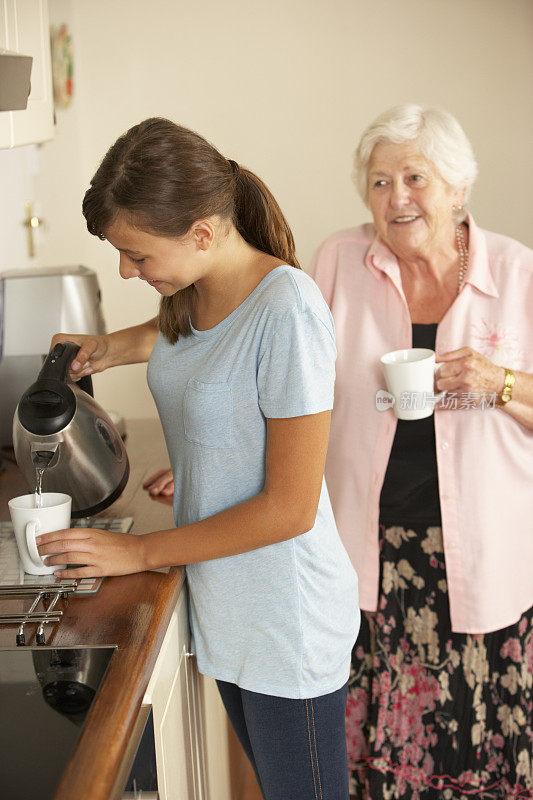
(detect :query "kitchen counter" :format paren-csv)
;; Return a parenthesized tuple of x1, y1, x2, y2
(0, 418, 185, 799)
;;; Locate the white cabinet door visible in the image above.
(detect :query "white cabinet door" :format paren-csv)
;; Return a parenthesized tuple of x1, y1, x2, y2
(144, 588, 205, 800)
(143, 586, 236, 799)
(0, 0, 54, 149)
(186, 654, 208, 800)
(199, 675, 233, 800)
(159, 647, 197, 799)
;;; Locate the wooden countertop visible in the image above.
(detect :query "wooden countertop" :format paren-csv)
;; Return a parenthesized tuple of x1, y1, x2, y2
(0, 418, 184, 800)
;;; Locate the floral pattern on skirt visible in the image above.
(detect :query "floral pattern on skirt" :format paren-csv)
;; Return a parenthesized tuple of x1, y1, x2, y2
(347, 523, 533, 800)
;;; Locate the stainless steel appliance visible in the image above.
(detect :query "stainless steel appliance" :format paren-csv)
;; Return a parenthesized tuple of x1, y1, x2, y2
(0, 265, 106, 447)
(13, 341, 129, 517)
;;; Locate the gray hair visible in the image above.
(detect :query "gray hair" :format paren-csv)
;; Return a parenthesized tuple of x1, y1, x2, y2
(354, 104, 478, 221)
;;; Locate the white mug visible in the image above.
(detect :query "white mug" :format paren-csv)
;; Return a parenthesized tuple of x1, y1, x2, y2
(380, 348, 444, 421)
(8, 492, 71, 575)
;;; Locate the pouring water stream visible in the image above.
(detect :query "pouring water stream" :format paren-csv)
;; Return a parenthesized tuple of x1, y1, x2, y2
(34, 467, 45, 508)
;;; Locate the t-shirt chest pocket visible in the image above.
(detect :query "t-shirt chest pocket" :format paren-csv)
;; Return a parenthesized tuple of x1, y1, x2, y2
(183, 377, 234, 449)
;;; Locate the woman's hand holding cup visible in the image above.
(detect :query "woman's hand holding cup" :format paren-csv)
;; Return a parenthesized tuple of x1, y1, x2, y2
(435, 347, 505, 402)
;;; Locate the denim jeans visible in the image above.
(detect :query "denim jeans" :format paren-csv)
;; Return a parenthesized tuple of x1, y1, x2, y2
(216, 680, 349, 800)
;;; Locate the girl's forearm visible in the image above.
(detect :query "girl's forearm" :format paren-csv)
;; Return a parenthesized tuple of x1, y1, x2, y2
(106, 317, 159, 367)
(139, 490, 315, 570)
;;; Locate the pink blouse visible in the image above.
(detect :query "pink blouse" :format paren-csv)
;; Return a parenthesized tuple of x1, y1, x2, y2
(311, 215, 533, 634)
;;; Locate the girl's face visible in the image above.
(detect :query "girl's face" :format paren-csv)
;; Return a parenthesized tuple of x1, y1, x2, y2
(104, 218, 206, 295)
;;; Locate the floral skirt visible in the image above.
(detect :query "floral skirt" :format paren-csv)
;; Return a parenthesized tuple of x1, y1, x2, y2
(347, 522, 533, 800)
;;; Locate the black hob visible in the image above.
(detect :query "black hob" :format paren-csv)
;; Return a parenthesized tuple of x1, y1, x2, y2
(0, 645, 115, 799)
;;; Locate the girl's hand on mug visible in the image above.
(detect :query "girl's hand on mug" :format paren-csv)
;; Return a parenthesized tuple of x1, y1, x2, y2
(143, 469, 175, 496)
(436, 347, 505, 404)
(50, 333, 110, 381)
(36, 528, 147, 578)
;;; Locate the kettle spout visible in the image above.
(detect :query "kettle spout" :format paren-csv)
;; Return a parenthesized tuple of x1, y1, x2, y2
(30, 442, 59, 469)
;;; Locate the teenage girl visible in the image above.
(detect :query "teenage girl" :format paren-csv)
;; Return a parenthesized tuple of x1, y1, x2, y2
(39, 118, 359, 800)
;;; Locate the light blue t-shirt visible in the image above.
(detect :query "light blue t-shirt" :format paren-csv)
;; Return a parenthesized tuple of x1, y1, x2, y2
(147, 266, 359, 698)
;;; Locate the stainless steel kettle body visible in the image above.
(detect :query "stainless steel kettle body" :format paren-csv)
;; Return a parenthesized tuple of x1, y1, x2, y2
(12, 342, 129, 517)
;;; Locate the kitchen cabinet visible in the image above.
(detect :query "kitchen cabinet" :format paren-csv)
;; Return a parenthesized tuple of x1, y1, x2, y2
(0, 0, 54, 149)
(199, 674, 234, 800)
(143, 585, 206, 799)
(141, 586, 234, 800)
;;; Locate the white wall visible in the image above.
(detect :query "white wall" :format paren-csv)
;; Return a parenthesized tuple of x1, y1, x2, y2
(19, 0, 533, 418)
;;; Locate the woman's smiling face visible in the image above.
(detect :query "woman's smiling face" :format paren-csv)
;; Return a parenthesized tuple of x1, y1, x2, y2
(367, 139, 465, 257)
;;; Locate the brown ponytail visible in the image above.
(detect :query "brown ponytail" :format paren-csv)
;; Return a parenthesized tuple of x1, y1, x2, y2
(82, 117, 299, 343)
(232, 165, 300, 272)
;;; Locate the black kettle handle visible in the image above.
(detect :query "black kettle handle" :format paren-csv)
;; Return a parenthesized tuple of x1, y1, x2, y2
(38, 342, 80, 382)
(38, 342, 94, 396)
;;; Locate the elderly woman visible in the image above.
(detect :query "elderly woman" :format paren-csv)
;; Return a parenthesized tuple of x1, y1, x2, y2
(312, 104, 533, 799)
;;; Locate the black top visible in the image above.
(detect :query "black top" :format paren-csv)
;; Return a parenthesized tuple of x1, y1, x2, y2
(379, 324, 442, 527)
(0, 647, 115, 800)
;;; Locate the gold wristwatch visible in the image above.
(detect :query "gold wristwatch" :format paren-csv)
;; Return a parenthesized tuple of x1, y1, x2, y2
(496, 368, 515, 407)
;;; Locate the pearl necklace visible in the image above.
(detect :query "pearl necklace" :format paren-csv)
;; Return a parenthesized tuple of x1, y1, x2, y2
(455, 224, 468, 294)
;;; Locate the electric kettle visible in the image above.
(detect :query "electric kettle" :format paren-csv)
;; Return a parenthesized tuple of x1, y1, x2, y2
(12, 341, 129, 517)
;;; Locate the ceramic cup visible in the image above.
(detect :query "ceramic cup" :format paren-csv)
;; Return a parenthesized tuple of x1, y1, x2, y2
(380, 348, 444, 421)
(8, 492, 71, 575)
